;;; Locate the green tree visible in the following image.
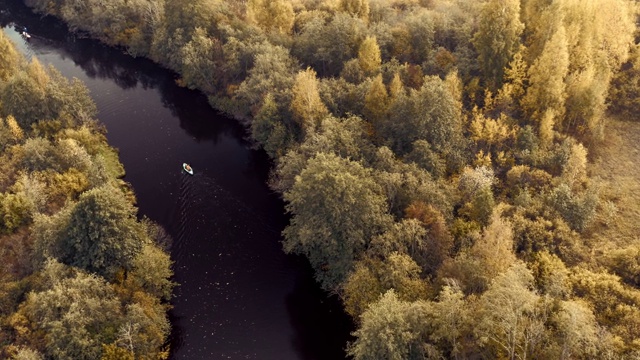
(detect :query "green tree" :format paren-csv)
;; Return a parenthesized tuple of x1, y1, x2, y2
(283, 152, 392, 290)
(385, 76, 466, 169)
(118, 301, 171, 358)
(294, 13, 366, 76)
(250, 93, 291, 158)
(61, 185, 144, 278)
(270, 115, 376, 195)
(1, 62, 47, 129)
(473, 0, 524, 89)
(234, 42, 298, 114)
(180, 27, 221, 93)
(406, 140, 446, 179)
(548, 183, 598, 232)
(1, 60, 96, 130)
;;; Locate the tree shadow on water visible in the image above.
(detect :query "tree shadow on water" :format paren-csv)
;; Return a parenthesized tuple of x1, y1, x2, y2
(286, 263, 354, 360)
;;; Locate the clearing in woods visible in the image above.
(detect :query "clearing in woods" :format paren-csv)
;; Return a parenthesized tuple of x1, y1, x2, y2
(588, 117, 640, 252)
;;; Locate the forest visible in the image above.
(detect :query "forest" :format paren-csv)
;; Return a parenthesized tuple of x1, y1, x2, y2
(15, 0, 640, 358)
(0, 30, 174, 359)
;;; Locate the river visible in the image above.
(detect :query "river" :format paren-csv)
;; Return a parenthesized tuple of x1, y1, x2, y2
(0, 2, 352, 359)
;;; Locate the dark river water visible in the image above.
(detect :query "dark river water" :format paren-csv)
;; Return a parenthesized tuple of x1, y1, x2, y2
(0, 2, 351, 359)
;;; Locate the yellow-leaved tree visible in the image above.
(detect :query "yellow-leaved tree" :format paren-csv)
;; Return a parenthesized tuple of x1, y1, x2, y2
(358, 36, 381, 76)
(290, 67, 329, 135)
(247, 0, 295, 34)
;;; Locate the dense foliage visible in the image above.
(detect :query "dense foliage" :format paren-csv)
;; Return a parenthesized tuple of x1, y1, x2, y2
(21, 0, 640, 358)
(0, 31, 174, 359)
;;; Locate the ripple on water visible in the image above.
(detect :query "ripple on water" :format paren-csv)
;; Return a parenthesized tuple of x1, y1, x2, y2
(170, 172, 297, 359)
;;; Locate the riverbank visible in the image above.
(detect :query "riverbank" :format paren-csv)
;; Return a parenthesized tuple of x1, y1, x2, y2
(2, 2, 354, 357)
(0, 29, 174, 359)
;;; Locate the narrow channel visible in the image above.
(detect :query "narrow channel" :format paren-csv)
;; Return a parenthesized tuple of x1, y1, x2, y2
(0, 2, 352, 359)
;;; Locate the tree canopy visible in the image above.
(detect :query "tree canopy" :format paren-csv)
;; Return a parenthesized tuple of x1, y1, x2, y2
(21, 0, 640, 358)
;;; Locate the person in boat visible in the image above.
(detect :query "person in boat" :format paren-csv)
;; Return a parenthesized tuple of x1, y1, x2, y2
(185, 164, 192, 172)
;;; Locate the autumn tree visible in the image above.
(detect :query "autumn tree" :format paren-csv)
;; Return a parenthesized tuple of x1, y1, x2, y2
(0, 31, 19, 82)
(234, 42, 298, 113)
(343, 252, 428, 319)
(439, 208, 516, 293)
(609, 45, 640, 120)
(250, 93, 291, 158)
(473, 0, 524, 90)
(60, 185, 144, 278)
(290, 67, 329, 135)
(403, 202, 453, 273)
(339, 0, 370, 21)
(385, 76, 466, 170)
(551, 300, 598, 359)
(363, 74, 389, 129)
(358, 36, 381, 76)
(128, 243, 175, 300)
(428, 283, 471, 359)
(388, 72, 404, 99)
(294, 13, 366, 76)
(477, 262, 544, 360)
(283, 152, 392, 290)
(17, 260, 124, 360)
(247, 0, 295, 34)
(347, 290, 424, 360)
(342, 261, 383, 318)
(522, 25, 569, 139)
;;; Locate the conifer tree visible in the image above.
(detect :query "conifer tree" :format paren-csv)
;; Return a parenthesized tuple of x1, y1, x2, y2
(0, 31, 19, 82)
(364, 74, 389, 131)
(358, 36, 381, 76)
(389, 72, 404, 100)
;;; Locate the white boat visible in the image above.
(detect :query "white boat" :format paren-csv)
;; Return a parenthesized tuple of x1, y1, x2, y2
(183, 163, 193, 175)
(22, 32, 30, 39)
